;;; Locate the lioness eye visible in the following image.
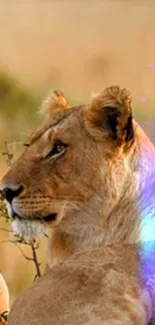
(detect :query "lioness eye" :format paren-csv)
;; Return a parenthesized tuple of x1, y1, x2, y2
(55, 142, 65, 153)
(46, 141, 67, 158)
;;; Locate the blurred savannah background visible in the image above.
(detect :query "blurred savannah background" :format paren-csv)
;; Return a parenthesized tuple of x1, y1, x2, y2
(0, 0, 155, 305)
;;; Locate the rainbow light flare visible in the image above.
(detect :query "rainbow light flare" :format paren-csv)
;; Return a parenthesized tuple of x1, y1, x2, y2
(139, 175, 155, 319)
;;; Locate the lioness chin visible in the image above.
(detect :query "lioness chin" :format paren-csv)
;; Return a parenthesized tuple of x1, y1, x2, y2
(1, 86, 155, 325)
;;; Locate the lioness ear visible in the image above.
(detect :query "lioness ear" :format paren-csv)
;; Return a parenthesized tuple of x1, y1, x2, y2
(39, 89, 71, 119)
(85, 86, 134, 145)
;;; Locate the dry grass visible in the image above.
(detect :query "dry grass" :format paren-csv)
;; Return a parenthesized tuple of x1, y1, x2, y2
(0, 0, 155, 303)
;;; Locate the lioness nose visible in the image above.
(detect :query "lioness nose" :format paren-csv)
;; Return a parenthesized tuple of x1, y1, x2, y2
(1, 185, 24, 203)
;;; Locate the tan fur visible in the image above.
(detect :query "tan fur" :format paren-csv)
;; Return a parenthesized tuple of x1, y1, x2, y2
(1, 85, 155, 324)
(86, 86, 132, 144)
(40, 89, 71, 117)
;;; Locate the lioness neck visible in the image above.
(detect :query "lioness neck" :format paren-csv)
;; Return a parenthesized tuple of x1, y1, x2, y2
(47, 203, 140, 268)
(48, 124, 155, 268)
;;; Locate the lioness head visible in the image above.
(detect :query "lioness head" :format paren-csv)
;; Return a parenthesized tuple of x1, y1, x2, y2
(1, 86, 155, 265)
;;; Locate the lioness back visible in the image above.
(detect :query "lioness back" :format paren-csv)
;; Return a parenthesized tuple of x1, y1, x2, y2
(7, 245, 151, 325)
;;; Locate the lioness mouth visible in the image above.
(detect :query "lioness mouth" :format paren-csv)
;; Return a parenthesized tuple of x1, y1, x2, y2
(12, 212, 57, 223)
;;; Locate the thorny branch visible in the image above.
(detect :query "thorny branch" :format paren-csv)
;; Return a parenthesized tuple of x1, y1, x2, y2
(2, 141, 14, 167)
(0, 141, 42, 280)
(30, 240, 41, 277)
(0, 238, 41, 280)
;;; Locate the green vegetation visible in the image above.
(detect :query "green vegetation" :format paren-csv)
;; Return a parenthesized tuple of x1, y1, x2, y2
(0, 72, 41, 146)
(0, 72, 39, 118)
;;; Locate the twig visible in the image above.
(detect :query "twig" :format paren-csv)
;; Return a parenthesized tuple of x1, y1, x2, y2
(0, 228, 12, 233)
(0, 240, 34, 261)
(2, 141, 14, 166)
(30, 240, 41, 278)
(0, 141, 42, 279)
(0, 239, 42, 278)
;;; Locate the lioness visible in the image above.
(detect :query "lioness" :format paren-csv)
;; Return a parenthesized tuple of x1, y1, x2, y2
(0, 86, 155, 325)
